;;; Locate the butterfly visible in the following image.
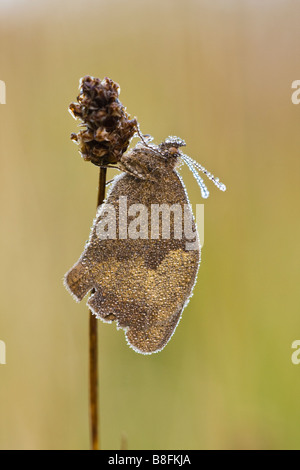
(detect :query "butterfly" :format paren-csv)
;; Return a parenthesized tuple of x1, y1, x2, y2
(64, 135, 226, 354)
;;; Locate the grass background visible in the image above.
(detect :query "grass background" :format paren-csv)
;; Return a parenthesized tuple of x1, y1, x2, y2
(0, 0, 300, 450)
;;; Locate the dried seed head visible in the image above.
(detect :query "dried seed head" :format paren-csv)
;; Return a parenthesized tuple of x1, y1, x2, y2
(69, 76, 138, 166)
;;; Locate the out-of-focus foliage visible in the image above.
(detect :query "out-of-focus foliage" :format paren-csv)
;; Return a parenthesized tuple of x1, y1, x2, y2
(0, 0, 300, 450)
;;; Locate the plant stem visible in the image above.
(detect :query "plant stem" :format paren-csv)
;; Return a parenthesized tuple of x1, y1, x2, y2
(89, 167, 107, 451)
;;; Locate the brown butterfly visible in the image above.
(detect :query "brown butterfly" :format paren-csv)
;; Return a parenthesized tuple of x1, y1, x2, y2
(64, 135, 226, 354)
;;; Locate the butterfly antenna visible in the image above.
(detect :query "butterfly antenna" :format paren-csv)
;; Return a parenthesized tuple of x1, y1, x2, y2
(181, 153, 226, 193)
(181, 154, 210, 199)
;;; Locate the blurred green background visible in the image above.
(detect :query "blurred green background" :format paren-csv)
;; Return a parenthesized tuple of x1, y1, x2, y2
(0, 0, 300, 450)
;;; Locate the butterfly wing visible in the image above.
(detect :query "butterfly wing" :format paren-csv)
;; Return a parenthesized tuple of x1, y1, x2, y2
(64, 170, 200, 354)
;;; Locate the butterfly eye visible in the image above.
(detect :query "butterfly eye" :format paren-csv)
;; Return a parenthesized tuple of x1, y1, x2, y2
(169, 146, 179, 156)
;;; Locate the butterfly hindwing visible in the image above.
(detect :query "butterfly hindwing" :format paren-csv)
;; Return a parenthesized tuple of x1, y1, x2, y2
(65, 168, 200, 354)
